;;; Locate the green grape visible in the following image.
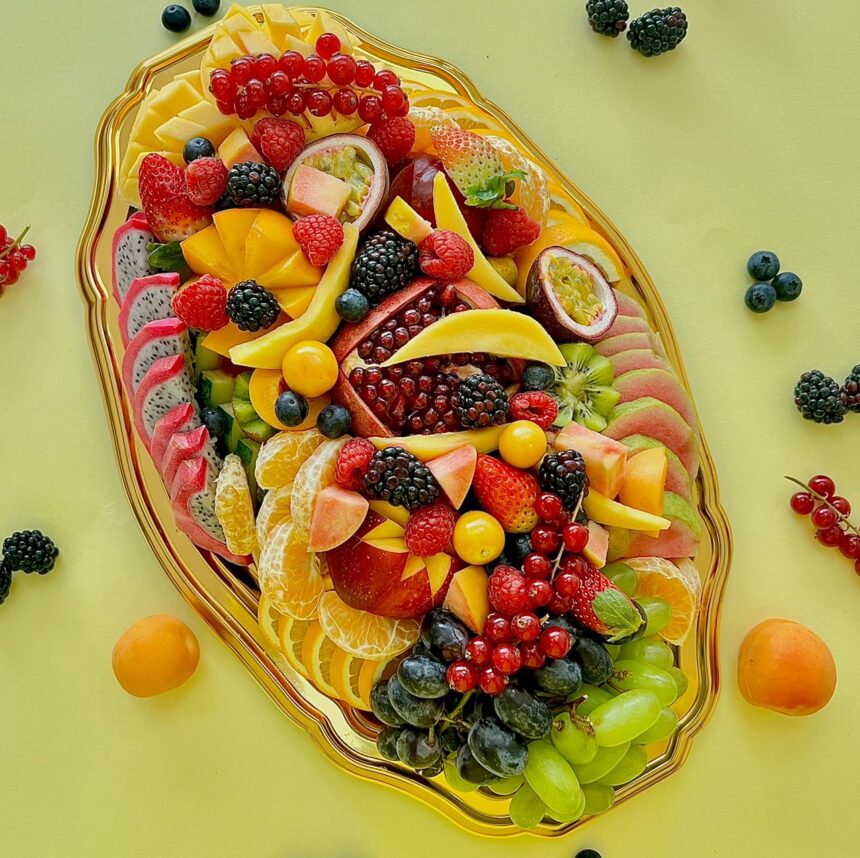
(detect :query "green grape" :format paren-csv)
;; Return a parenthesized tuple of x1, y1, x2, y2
(548, 782, 586, 823)
(597, 743, 648, 786)
(589, 689, 662, 747)
(612, 660, 677, 705)
(582, 782, 616, 815)
(444, 753, 479, 793)
(551, 713, 598, 765)
(573, 684, 614, 715)
(635, 706, 678, 744)
(489, 774, 524, 796)
(602, 561, 637, 595)
(572, 742, 629, 784)
(509, 783, 547, 829)
(668, 666, 689, 698)
(637, 596, 672, 637)
(619, 637, 674, 669)
(524, 740, 583, 816)
(605, 643, 621, 660)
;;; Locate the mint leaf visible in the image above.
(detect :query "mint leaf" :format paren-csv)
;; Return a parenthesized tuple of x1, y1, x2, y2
(592, 589, 643, 642)
(148, 241, 188, 274)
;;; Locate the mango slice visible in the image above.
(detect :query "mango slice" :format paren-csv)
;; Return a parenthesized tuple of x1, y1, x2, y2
(583, 490, 671, 533)
(368, 426, 506, 461)
(214, 208, 258, 273)
(243, 210, 301, 278)
(181, 225, 236, 282)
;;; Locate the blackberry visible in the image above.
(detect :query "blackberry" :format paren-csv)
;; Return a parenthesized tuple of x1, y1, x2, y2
(227, 161, 282, 208)
(226, 280, 280, 332)
(539, 450, 590, 511)
(794, 370, 846, 424)
(840, 365, 860, 413)
(364, 447, 440, 510)
(349, 230, 419, 305)
(627, 7, 688, 56)
(0, 560, 11, 604)
(586, 0, 629, 37)
(2, 530, 59, 574)
(454, 374, 509, 429)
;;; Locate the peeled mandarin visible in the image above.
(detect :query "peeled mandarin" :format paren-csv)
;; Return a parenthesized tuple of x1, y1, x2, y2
(498, 420, 547, 469)
(282, 340, 338, 398)
(112, 615, 200, 697)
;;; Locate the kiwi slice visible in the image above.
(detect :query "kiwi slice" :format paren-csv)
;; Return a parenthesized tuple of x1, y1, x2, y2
(231, 372, 275, 444)
(551, 343, 620, 431)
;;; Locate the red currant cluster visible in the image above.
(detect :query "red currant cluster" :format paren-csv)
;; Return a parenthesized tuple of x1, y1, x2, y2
(789, 473, 860, 573)
(209, 33, 410, 122)
(0, 225, 36, 291)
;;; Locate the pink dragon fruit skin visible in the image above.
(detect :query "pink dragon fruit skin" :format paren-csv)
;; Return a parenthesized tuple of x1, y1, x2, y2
(132, 354, 197, 450)
(161, 426, 222, 491)
(118, 272, 180, 347)
(150, 403, 201, 466)
(122, 317, 191, 395)
(111, 213, 156, 306)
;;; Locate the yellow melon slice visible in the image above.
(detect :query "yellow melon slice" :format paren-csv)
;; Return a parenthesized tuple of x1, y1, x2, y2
(214, 209, 259, 273)
(236, 29, 280, 57)
(262, 4, 302, 48)
(154, 116, 210, 148)
(149, 79, 202, 116)
(305, 11, 355, 53)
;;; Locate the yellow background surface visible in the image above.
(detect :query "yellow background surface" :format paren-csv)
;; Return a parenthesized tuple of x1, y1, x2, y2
(1, 1, 858, 855)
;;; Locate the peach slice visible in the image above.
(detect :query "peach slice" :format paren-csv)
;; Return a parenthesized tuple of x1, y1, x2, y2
(308, 485, 369, 552)
(444, 565, 489, 633)
(426, 445, 478, 509)
(583, 521, 609, 569)
(218, 127, 262, 168)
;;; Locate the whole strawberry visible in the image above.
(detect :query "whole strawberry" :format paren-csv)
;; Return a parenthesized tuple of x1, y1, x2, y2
(368, 116, 416, 164)
(418, 229, 474, 279)
(571, 564, 644, 642)
(293, 214, 344, 266)
(251, 118, 305, 173)
(185, 157, 228, 207)
(482, 207, 541, 256)
(405, 502, 456, 557)
(487, 565, 532, 615)
(172, 275, 229, 331)
(139, 153, 212, 242)
(472, 454, 540, 533)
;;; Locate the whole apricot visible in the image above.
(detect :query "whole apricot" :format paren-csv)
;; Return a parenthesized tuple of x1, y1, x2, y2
(112, 615, 200, 697)
(737, 619, 836, 716)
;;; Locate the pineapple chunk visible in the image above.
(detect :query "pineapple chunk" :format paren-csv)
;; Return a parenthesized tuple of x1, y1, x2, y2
(148, 79, 202, 116)
(155, 116, 208, 148)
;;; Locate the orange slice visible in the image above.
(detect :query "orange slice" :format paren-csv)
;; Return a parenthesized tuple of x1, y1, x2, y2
(547, 182, 590, 225)
(301, 620, 341, 697)
(329, 648, 367, 708)
(257, 521, 325, 619)
(317, 591, 420, 660)
(277, 614, 313, 678)
(357, 657, 395, 709)
(407, 105, 458, 154)
(257, 595, 283, 652)
(255, 428, 325, 490)
(214, 453, 258, 555)
(290, 437, 349, 537)
(255, 485, 293, 548)
(406, 89, 504, 131)
(627, 557, 701, 645)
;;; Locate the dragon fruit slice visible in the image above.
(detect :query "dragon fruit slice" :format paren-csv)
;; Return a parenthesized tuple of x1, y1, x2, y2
(171, 456, 250, 565)
(112, 214, 157, 306)
(132, 354, 197, 450)
(150, 403, 201, 465)
(161, 425, 223, 491)
(118, 272, 180, 346)
(122, 317, 191, 395)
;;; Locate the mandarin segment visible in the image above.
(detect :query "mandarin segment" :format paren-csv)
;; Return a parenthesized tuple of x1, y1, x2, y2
(215, 453, 258, 555)
(258, 521, 325, 619)
(256, 428, 326, 490)
(290, 437, 349, 536)
(256, 484, 294, 548)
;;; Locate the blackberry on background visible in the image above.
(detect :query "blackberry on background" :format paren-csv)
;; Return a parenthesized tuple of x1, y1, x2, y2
(2, 530, 59, 575)
(586, 0, 629, 37)
(794, 370, 846, 425)
(627, 7, 688, 56)
(840, 365, 860, 414)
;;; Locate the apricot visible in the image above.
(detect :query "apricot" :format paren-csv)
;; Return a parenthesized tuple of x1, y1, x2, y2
(737, 619, 836, 716)
(112, 615, 200, 698)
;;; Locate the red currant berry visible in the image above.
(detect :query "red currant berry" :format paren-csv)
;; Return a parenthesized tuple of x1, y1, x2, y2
(354, 60, 376, 87)
(306, 88, 333, 116)
(3, 269, 19, 286)
(382, 85, 408, 115)
(373, 69, 399, 91)
(210, 71, 237, 101)
(278, 51, 304, 78)
(484, 613, 512, 643)
(0, 259, 9, 279)
(492, 643, 522, 675)
(302, 55, 327, 83)
(327, 53, 357, 85)
(315, 32, 341, 59)
(520, 642, 546, 670)
(266, 94, 290, 116)
(478, 667, 508, 696)
(464, 636, 492, 667)
(811, 506, 838, 530)
(547, 592, 572, 615)
(531, 526, 561, 554)
(817, 525, 844, 547)
(559, 555, 588, 578)
(789, 492, 815, 515)
(0, 226, 7, 245)
(447, 660, 477, 693)
(285, 88, 307, 114)
(523, 552, 552, 579)
(215, 97, 236, 115)
(527, 579, 553, 608)
(9, 253, 27, 273)
(253, 54, 278, 81)
(230, 57, 254, 84)
(831, 496, 852, 517)
(809, 475, 836, 499)
(246, 79, 267, 109)
(554, 572, 581, 598)
(266, 70, 292, 96)
(333, 87, 359, 115)
(510, 612, 541, 642)
(358, 94, 384, 123)
(562, 523, 589, 553)
(535, 493, 564, 521)
(235, 91, 256, 119)
(839, 532, 860, 559)
(539, 626, 572, 659)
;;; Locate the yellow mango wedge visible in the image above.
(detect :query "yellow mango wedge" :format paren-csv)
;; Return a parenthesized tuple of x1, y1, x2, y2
(369, 426, 506, 461)
(432, 172, 524, 304)
(368, 500, 410, 528)
(230, 223, 358, 368)
(380, 308, 565, 367)
(583, 490, 671, 533)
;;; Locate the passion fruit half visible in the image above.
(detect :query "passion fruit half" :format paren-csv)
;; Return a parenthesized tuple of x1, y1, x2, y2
(526, 246, 618, 342)
(282, 134, 389, 232)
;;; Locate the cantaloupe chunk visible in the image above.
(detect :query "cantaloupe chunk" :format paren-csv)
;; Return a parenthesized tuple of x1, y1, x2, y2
(218, 127, 263, 169)
(619, 446, 668, 537)
(263, 4, 302, 48)
(155, 116, 208, 148)
(149, 79, 201, 116)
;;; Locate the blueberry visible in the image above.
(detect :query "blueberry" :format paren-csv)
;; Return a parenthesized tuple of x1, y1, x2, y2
(744, 282, 777, 314)
(162, 4, 192, 32)
(772, 271, 802, 302)
(575, 851, 602, 858)
(747, 250, 780, 281)
(192, 0, 221, 15)
(520, 363, 555, 391)
(274, 391, 309, 427)
(201, 406, 228, 439)
(183, 137, 216, 163)
(336, 288, 370, 323)
(505, 532, 532, 565)
(317, 404, 352, 438)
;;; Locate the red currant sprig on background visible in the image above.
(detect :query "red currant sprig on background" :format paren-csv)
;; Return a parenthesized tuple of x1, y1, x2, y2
(787, 474, 860, 574)
(0, 225, 36, 292)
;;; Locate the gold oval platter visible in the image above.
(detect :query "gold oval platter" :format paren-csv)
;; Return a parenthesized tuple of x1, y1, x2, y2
(76, 4, 732, 837)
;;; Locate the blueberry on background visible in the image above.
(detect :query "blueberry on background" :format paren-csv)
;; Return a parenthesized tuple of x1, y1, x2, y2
(747, 250, 780, 281)
(193, 0, 221, 15)
(162, 4, 192, 32)
(772, 271, 803, 301)
(745, 282, 777, 314)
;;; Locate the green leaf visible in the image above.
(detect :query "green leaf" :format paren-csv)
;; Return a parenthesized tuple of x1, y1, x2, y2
(148, 241, 188, 274)
(592, 589, 643, 642)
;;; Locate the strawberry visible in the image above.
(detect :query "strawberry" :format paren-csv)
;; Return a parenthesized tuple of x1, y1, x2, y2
(482, 207, 541, 256)
(570, 564, 644, 642)
(472, 454, 540, 533)
(139, 153, 212, 242)
(430, 126, 525, 209)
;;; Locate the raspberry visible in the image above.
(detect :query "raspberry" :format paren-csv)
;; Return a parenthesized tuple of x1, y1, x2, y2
(250, 118, 305, 172)
(487, 566, 532, 616)
(172, 275, 229, 331)
(334, 438, 375, 491)
(482, 206, 541, 257)
(418, 230, 474, 280)
(367, 116, 416, 164)
(184, 157, 228, 207)
(509, 390, 558, 430)
(405, 502, 456, 556)
(293, 214, 345, 267)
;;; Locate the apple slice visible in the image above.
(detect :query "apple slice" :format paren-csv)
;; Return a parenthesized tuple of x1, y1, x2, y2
(426, 445, 478, 509)
(554, 422, 627, 498)
(307, 486, 368, 552)
(583, 490, 670, 532)
(444, 565, 489, 633)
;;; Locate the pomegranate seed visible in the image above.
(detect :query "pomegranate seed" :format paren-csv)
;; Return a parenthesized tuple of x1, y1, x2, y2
(554, 572, 580, 598)
(812, 506, 838, 530)
(809, 475, 836, 499)
(447, 660, 477, 692)
(539, 626, 572, 659)
(315, 32, 341, 59)
(790, 492, 815, 515)
(510, 612, 541, 642)
(492, 643, 522, 675)
(562, 523, 590, 553)
(464, 637, 492, 667)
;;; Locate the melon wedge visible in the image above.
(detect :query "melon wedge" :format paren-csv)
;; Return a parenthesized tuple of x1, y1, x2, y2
(369, 426, 505, 461)
(308, 486, 369, 552)
(615, 369, 697, 429)
(595, 332, 666, 358)
(608, 348, 669, 377)
(607, 493, 702, 560)
(613, 286, 647, 319)
(604, 315, 651, 338)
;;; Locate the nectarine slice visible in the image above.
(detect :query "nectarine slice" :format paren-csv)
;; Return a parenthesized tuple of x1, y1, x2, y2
(308, 485, 369, 552)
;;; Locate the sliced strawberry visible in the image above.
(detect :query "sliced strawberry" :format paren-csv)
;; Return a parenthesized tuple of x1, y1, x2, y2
(139, 153, 212, 243)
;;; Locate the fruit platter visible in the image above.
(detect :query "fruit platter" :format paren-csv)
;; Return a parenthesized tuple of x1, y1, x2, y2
(77, 4, 731, 836)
